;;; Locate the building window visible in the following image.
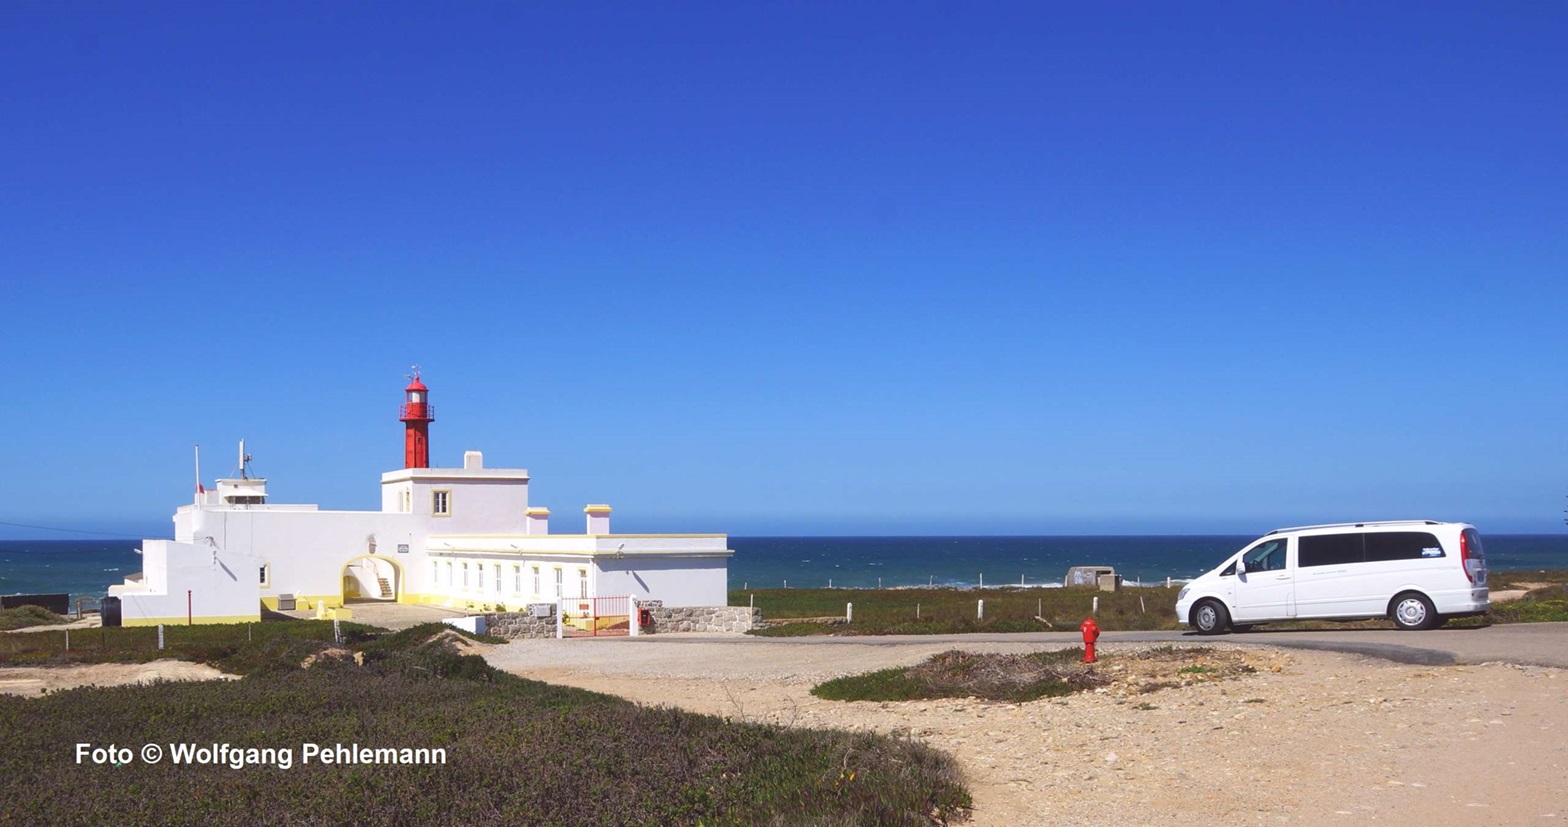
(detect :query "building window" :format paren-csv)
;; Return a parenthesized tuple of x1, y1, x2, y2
(553, 567, 563, 598)
(513, 565, 522, 594)
(259, 565, 270, 587)
(462, 563, 469, 588)
(493, 564, 502, 594)
(532, 566, 540, 597)
(432, 561, 439, 587)
(578, 568, 588, 598)
(432, 490, 451, 516)
(402, 489, 411, 512)
(477, 564, 485, 591)
(445, 562, 453, 587)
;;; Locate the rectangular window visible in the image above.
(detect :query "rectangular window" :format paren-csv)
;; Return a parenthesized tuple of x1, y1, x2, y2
(578, 568, 589, 598)
(1365, 532, 1444, 562)
(432, 490, 451, 516)
(1299, 534, 1365, 568)
(259, 565, 270, 587)
(513, 565, 522, 594)
(445, 562, 453, 587)
(533, 566, 541, 597)
(402, 489, 411, 512)
(432, 561, 439, 587)
(493, 564, 502, 594)
(462, 563, 470, 588)
(477, 564, 485, 591)
(554, 567, 563, 598)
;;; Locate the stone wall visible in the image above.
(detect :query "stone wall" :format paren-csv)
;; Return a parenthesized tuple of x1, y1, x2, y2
(480, 603, 763, 637)
(482, 610, 557, 639)
(646, 605, 761, 634)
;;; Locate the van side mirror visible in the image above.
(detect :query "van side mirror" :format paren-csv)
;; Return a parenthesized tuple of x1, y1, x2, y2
(1235, 560, 1247, 575)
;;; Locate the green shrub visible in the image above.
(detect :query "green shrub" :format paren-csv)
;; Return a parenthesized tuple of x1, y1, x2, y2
(813, 649, 1101, 703)
(0, 605, 70, 631)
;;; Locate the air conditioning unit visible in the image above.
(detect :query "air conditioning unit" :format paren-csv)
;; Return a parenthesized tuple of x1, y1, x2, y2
(530, 603, 556, 618)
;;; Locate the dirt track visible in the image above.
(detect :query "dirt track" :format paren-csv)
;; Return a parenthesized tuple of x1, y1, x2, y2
(0, 659, 236, 696)
(486, 635, 1568, 827)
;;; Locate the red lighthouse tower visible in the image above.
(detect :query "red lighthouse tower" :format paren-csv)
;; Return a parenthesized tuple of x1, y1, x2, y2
(400, 370, 434, 469)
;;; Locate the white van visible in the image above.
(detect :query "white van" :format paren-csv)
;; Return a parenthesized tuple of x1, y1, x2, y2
(1175, 521, 1489, 634)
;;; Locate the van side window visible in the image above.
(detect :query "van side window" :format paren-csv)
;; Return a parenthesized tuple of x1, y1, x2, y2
(1243, 539, 1287, 572)
(1220, 561, 1236, 577)
(1299, 534, 1364, 568)
(1365, 532, 1444, 562)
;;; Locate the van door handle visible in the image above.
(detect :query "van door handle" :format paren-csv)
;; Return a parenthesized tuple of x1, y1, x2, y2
(1275, 574, 1289, 580)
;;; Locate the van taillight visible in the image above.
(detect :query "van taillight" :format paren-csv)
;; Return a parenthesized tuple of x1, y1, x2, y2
(1460, 532, 1474, 583)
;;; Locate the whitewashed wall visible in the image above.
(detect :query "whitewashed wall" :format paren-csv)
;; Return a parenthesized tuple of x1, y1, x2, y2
(594, 556, 729, 607)
(116, 540, 261, 624)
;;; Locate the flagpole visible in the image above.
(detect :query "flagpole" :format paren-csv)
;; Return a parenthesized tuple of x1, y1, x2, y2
(194, 444, 202, 503)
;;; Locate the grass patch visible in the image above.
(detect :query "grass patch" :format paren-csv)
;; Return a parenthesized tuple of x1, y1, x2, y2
(738, 587, 1180, 636)
(1488, 588, 1568, 624)
(814, 645, 1262, 705)
(813, 649, 1107, 703)
(0, 605, 72, 631)
(1487, 570, 1568, 590)
(0, 623, 972, 825)
(0, 618, 383, 675)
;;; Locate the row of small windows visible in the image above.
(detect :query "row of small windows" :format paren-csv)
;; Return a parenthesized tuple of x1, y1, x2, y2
(396, 489, 453, 515)
(430, 561, 588, 598)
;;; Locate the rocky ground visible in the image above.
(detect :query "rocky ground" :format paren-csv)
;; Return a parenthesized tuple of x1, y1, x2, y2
(486, 636, 1568, 826)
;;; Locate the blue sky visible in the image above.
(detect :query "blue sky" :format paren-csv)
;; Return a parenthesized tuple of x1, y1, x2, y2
(2, 2, 1565, 539)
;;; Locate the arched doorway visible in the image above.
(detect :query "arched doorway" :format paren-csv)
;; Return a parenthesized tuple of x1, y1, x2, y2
(341, 555, 402, 603)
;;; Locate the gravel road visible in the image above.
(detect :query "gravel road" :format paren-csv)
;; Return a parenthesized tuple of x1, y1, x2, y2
(486, 633, 1568, 826)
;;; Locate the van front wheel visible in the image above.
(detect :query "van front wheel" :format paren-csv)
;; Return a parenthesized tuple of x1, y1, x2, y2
(1192, 600, 1230, 635)
(1391, 593, 1437, 631)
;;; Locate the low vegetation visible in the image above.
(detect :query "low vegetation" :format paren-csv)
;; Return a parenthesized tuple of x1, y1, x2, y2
(1487, 583, 1568, 624)
(0, 605, 72, 631)
(736, 586, 1180, 636)
(0, 622, 971, 826)
(0, 617, 383, 674)
(812, 646, 1257, 703)
(742, 570, 1568, 636)
(814, 649, 1102, 703)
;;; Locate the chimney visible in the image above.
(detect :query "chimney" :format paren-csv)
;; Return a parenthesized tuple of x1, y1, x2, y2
(525, 507, 550, 535)
(584, 504, 611, 535)
(463, 451, 483, 470)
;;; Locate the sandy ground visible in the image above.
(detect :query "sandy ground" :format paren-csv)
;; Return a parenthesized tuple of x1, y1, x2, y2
(486, 636, 1568, 827)
(0, 658, 236, 696)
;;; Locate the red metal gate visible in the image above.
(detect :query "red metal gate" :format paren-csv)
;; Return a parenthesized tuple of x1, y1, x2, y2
(560, 596, 630, 637)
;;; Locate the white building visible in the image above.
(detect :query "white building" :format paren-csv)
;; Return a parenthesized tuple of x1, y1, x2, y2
(107, 375, 733, 626)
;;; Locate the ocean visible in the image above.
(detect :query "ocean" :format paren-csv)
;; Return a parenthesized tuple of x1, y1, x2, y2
(4, 534, 1567, 605)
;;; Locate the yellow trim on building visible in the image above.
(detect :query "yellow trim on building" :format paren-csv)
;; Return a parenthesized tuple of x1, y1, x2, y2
(123, 614, 261, 627)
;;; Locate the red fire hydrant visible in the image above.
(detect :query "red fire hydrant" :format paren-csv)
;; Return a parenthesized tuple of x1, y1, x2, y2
(1080, 617, 1100, 664)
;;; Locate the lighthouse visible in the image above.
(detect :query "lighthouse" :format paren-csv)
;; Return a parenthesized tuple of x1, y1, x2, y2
(400, 370, 434, 468)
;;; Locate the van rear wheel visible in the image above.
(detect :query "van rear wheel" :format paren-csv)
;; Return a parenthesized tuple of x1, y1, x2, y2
(1192, 600, 1230, 635)
(1391, 593, 1437, 631)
